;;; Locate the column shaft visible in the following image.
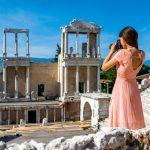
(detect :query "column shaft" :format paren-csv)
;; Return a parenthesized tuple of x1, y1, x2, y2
(97, 33, 100, 58)
(64, 32, 68, 57)
(64, 66, 68, 96)
(107, 83, 109, 94)
(61, 32, 64, 56)
(3, 67, 7, 97)
(87, 66, 90, 92)
(46, 107, 48, 121)
(36, 108, 40, 123)
(0, 110, 2, 125)
(63, 105, 65, 122)
(3, 32, 7, 98)
(24, 109, 28, 123)
(8, 109, 10, 125)
(15, 33, 18, 57)
(16, 109, 19, 124)
(26, 67, 30, 99)
(97, 66, 100, 92)
(3, 32, 7, 57)
(26, 33, 30, 57)
(76, 66, 79, 95)
(61, 107, 63, 122)
(53, 108, 56, 122)
(87, 33, 90, 58)
(76, 33, 79, 57)
(14, 67, 18, 98)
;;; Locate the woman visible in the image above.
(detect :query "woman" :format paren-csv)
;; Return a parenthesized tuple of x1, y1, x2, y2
(101, 26, 146, 130)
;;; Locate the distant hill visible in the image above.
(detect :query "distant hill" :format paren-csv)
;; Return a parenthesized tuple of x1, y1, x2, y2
(144, 60, 150, 66)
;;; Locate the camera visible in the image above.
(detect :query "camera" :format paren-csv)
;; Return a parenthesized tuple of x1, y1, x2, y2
(109, 39, 123, 51)
(109, 39, 123, 58)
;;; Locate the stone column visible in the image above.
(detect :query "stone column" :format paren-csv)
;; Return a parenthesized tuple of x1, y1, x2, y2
(16, 109, 19, 124)
(97, 66, 100, 92)
(36, 108, 40, 124)
(26, 66, 30, 99)
(15, 33, 18, 57)
(3, 67, 7, 98)
(75, 66, 79, 95)
(87, 66, 90, 92)
(3, 32, 7, 57)
(87, 33, 90, 58)
(46, 107, 48, 122)
(53, 108, 56, 122)
(8, 109, 10, 125)
(64, 32, 68, 57)
(3, 32, 7, 98)
(0, 110, 2, 125)
(106, 82, 109, 94)
(61, 32, 63, 54)
(75, 32, 79, 57)
(26, 32, 30, 57)
(14, 67, 19, 99)
(61, 106, 63, 122)
(24, 109, 28, 123)
(64, 66, 68, 96)
(63, 105, 65, 122)
(97, 32, 101, 58)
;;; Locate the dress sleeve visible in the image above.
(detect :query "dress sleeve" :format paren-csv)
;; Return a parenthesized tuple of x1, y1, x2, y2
(113, 50, 124, 63)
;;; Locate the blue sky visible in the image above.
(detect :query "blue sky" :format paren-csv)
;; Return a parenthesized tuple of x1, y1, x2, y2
(0, 0, 150, 60)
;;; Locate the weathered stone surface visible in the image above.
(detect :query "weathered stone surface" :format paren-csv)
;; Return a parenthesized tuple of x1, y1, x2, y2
(0, 141, 6, 150)
(3, 127, 150, 150)
(45, 137, 65, 150)
(42, 118, 48, 126)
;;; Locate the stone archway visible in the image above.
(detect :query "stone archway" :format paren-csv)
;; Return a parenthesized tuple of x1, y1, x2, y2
(80, 95, 99, 128)
(83, 102, 92, 120)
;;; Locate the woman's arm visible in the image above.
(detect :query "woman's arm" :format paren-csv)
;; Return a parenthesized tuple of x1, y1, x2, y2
(101, 44, 119, 72)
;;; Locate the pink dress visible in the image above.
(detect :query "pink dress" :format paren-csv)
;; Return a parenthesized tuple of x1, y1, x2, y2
(108, 48, 146, 130)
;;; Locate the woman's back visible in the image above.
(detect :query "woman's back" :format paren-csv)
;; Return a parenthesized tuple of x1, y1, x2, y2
(114, 48, 145, 79)
(130, 48, 145, 70)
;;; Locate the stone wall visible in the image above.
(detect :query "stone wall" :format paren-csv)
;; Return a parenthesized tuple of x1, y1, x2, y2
(66, 66, 97, 96)
(30, 62, 59, 98)
(0, 62, 59, 99)
(138, 76, 150, 92)
(1, 127, 150, 150)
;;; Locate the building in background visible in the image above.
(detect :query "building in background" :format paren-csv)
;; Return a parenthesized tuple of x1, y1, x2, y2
(0, 20, 110, 125)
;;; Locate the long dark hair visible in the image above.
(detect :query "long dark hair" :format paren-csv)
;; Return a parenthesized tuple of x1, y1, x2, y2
(119, 26, 138, 49)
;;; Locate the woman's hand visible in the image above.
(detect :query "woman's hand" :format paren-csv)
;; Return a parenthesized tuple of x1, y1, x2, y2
(110, 43, 117, 54)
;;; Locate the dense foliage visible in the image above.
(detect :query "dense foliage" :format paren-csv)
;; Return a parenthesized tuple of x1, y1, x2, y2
(100, 64, 150, 93)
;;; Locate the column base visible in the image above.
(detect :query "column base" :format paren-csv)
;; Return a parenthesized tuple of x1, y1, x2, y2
(76, 53, 79, 57)
(75, 92, 79, 96)
(87, 54, 90, 58)
(14, 94, 19, 99)
(97, 53, 101, 58)
(2, 92, 7, 99)
(26, 93, 30, 99)
(64, 92, 68, 97)
(26, 95, 30, 99)
(64, 53, 68, 58)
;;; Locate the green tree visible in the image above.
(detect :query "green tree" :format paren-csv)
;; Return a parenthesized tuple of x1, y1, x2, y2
(100, 64, 150, 93)
(55, 43, 61, 57)
(55, 43, 61, 61)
